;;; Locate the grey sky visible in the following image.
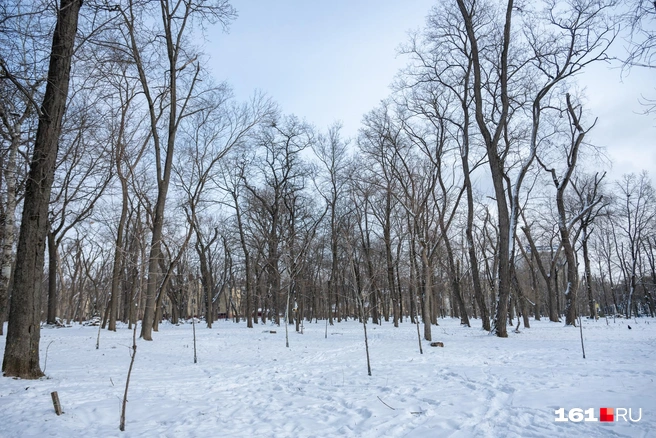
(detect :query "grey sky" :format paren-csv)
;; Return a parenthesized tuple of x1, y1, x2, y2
(206, 1, 655, 182)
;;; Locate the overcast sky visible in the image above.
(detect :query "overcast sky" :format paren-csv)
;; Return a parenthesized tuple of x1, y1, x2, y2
(206, 1, 656, 183)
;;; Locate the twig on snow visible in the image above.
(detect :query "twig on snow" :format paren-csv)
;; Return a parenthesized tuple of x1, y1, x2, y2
(377, 396, 396, 410)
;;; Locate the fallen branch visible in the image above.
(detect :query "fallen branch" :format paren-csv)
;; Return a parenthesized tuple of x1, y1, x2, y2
(377, 396, 396, 410)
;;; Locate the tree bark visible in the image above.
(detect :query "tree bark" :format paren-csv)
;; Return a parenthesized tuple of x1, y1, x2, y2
(582, 226, 596, 319)
(0, 130, 19, 335)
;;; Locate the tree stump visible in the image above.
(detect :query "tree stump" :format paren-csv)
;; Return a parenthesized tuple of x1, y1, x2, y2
(51, 391, 62, 415)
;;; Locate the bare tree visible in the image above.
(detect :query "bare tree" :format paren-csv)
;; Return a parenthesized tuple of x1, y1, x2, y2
(642, 235, 656, 316)
(359, 102, 441, 339)
(46, 102, 112, 325)
(115, 0, 237, 340)
(454, 0, 615, 336)
(218, 155, 255, 327)
(103, 62, 148, 332)
(623, 0, 656, 111)
(0, 88, 35, 335)
(312, 123, 351, 326)
(175, 89, 272, 328)
(537, 95, 602, 325)
(242, 115, 313, 325)
(614, 172, 655, 317)
(0, 0, 49, 335)
(521, 208, 564, 322)
(2, 0, 83, 378)
(623, 0, 655, 113)
(572, 172, 609, 319)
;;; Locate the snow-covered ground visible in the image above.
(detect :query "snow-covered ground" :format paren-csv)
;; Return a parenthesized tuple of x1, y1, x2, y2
(1, 316, 654, 437)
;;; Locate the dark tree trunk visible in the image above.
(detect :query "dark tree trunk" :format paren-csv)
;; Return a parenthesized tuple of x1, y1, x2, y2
(108, 198, 127, 331)
(420, 247, 432, 341)
(2, 0, 82, 378)
(456, 0, 514, 337)
(109, 160, 130, 332)
(459, 64, 489, 331)
(582, 228, 596, 319)
(383, 192, 398, 327)
(549, 94, 587, 326)
(558, 208, 578, 326)
(197, 244, 213, 329)
(361, 213, 379, 325)
(530, 250, 541, 320)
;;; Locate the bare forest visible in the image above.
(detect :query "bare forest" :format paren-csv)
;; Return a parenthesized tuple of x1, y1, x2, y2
(1, 0, 655, 380)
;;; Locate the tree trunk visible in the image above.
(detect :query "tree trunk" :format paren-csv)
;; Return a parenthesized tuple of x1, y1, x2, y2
(2, 0, 82, 378)
(582, 227, 596, 319)
(46, 231, 57, 324)
(198, 244, 213, 329)
(383, 192, 398, 328)
(329, 200, 338, 326)
(529, 250, 541, 320)
(443, 227, 470, 327)
(109, 165, 130, 332)
(0, 130, 20, 336)
(421, 247, 432, 341)
(459, 95, 489, 331)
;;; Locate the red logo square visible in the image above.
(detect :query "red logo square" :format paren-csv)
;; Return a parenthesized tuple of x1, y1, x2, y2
(600, 407, 614, 422)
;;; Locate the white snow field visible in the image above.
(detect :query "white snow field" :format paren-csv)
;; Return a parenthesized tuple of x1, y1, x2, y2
(1, 317, 655, 437)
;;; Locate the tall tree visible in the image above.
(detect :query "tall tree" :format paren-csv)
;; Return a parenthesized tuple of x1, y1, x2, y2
(116, 0, 236, 340)
(2, 0, 83, 378)
(0, 0, 49, 336)
(312, 123, 350, 326)
(572, 173, 608, 320)
(537, 94, 599, 325)
(615, 172, 655, 317)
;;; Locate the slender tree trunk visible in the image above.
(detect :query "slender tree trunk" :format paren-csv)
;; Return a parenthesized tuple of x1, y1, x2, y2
(582, 228, 596, 319)
(396, 244, 404, 322)
(420, 246, 432, 341)
(443, 227, 470, 327)
(109, 190, 128, 331)
(361, 218, 379, 325)
(0, 131, 20, 336)
(383, 193, 398, 327)
(329, 200, 338, 326)
(109, 135, 132, 331)
(46, 231, 58, 324)
(465, 191, 489, 330)
(459, 80, 489, 330)
(198, 245, 213, 328)
(529, 250, 541, 320)
(2, 0, 82, 378)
